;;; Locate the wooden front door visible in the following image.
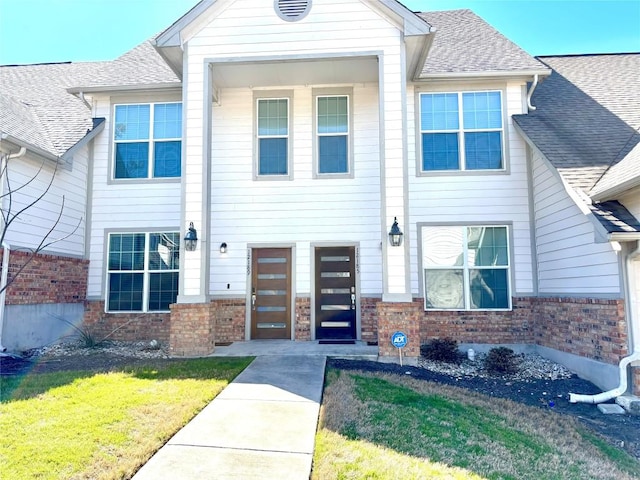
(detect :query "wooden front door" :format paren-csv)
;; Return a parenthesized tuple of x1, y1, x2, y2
(315, 246, 357, 340)
(251, 248, 292, 339)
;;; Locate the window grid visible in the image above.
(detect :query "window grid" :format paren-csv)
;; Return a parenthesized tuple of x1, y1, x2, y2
(423, 226, 510, 311)
(257, 98, 289, 176)
(113, 102, 182, 180)
(420, 91, 504, 172)
(107, 232, 180, 312)
(317, 95, 349, 175)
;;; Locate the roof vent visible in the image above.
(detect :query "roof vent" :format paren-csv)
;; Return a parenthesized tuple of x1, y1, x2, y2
(275, 0, 311, 22)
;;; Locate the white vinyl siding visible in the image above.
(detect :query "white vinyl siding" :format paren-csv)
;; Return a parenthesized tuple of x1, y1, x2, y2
(208, 84, 382, 296)
(182, 0, 402, 297)
(1, 150, 88, 257)
(531, 150, 621, 294)
(86, 93, 182, 299)
(409, 82, 534, 297)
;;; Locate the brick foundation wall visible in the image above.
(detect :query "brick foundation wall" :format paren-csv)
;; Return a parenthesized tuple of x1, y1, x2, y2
(532, 297, 628, 364)
(169, 303, 215, 356)
(419, 297, 534, 345)
(83, 301, 170, 343)
(361, 297, 380, 343)
(295, 297, 311, 340)
(212, 299, 246, 343)
(1, 250, 87, 305)
(376, 301, 422, 358)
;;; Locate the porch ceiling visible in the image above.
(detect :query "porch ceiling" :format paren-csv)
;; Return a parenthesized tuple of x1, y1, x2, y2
(210, 56, 379, 88)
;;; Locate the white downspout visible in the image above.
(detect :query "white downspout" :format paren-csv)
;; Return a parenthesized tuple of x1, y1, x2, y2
(569, 241, 640, 403)
(0, 242, 9, 352)
(0, 146, 27, 352)
(527, 74, 539, 111)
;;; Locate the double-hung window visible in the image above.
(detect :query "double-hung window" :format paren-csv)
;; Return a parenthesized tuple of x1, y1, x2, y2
(422, 225, 510, 310)
(256, 97, 290, 176)
(315, 94, 350, 175)
(113, 102, 182, 179)
(419, 91, 504, 172)
(107, 232, 180, 312)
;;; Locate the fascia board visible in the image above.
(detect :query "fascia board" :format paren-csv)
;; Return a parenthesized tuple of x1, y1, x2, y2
(416, 69, 551, 82)
(61, 118, 106, 163)
(155, 0, 215, 48)
(591, 176, 640, 202)
(377, 0, 432, 35)
(0, 132, 61, 163)
(67, 83, 182, 95)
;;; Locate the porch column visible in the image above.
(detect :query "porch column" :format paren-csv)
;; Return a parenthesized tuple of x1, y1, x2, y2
(179, 59, 212, 304)
(171, 56, 214, 356)
(378, 49, 411, 302)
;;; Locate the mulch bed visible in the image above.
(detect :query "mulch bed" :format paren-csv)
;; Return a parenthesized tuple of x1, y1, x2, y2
(2, 353, 639, 460)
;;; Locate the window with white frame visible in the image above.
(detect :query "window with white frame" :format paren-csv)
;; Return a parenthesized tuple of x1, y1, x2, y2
(107, 232, 180, 312)
(422, 225, 510, 310)
(257, 97, 289, 176)
(419, 91, 504, 172)
(316, 95, 349, 174)
(113, 102, 182, 179)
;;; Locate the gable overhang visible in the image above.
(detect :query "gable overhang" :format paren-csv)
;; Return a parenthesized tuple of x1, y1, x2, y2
(1, 119, 105, 170)
(513, 121, 613, 244)
(207, 53, 380, 89)
(154, 0, 433, 80)
(591, 175, 640, 203)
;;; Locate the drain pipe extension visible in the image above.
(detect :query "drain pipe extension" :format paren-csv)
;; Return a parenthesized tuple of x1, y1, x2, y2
(527, 74, 539, 111)
(569, 241, 640, 403)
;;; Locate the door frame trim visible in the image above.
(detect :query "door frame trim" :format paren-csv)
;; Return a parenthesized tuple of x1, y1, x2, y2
(311, 242, 361, 341)
(245, 243, 296, 340)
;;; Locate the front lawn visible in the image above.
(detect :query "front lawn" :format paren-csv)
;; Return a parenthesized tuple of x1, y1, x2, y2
(313, 369, 640, 480)
(0, 357, 252, 480)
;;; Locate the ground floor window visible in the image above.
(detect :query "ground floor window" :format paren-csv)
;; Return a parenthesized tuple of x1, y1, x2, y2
(422, 225, 510, 310)
(107, 232, 180, 312)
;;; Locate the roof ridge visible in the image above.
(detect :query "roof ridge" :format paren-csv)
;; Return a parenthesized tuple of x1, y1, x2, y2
(537, 52, 640, 59)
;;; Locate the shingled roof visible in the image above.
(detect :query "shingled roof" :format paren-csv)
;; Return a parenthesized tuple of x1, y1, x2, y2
(513, 53, 640, 196)
(0, 61, 104, 157)
(417, 9, 547, 77)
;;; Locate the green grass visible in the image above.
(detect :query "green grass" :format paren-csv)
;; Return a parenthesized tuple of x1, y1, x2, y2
(313, 369, 640, 480)
(0, 357, 252, 480)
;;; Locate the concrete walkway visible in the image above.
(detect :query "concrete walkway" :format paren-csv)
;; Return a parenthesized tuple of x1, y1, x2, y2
(132, 354, 327, 480)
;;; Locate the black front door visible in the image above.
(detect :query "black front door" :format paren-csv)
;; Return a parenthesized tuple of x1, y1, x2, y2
(315, 246, 357, 340)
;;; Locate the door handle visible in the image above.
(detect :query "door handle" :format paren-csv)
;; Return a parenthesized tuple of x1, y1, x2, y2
(351, 293, 356, 309)
(252, 288, 257, 310)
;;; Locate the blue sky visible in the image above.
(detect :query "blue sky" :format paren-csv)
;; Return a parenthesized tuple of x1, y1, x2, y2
(0, 0, 638, 65)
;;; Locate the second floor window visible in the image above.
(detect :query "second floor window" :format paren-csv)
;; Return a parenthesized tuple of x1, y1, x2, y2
(257, 98, 289, 176)
(419, 91, 504, 172)
(317, 95, 349, 174)
(113, 102, 182, 179)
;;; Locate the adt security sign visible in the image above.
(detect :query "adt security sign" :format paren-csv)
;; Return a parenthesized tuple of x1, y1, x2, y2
(391, 331, 408, 366)
(391, 331, 408, 348)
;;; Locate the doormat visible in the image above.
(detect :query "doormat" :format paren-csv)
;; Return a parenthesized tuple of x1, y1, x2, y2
(319, 340, 356, 345)
(215, 342, 233, 347)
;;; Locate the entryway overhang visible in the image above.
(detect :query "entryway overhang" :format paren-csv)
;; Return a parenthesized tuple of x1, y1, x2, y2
(208, 54, 380, 90)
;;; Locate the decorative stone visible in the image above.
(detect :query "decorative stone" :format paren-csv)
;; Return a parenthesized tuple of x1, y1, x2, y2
(616, 395, 640, 415)
(597, 403, 626, 415)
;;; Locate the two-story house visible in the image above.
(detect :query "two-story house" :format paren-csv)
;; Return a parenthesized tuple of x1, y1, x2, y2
(1, 0, 637, 401)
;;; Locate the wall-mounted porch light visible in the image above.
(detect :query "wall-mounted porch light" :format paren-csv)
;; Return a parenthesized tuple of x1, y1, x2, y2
(220, 242, 228, 254)
(184, 222, 198, 251)
(389, 217, 403, 247)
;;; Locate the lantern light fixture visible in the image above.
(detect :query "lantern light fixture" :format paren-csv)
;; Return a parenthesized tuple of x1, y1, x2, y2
(184, 222, 198, 251)
(220, 242, 228, 254)
(389, 217, 403, 247)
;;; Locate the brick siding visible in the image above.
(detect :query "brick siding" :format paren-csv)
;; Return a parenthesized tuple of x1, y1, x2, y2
(361, 297, 380, 343)
(1, 250, 87, 305)
(212, 298, 246, 343)
(295, 297, 311, 340)
(169, 303, 215, 356)
(83, 301, 170, 343)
